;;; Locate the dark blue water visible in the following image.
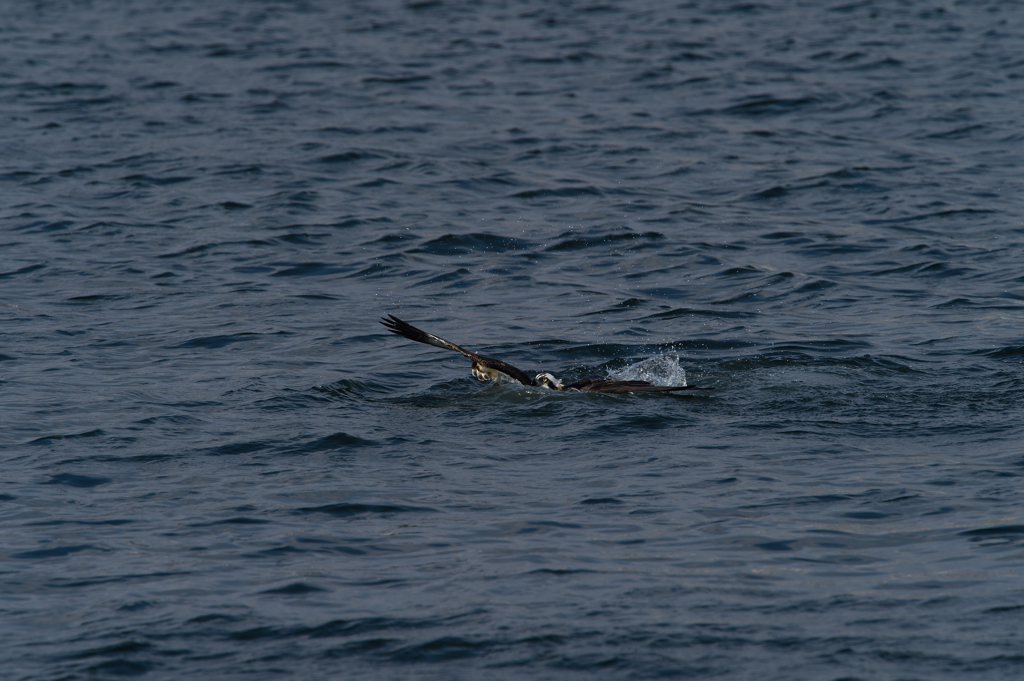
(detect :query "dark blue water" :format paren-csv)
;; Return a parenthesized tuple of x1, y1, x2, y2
(4, 1, 1024, 679)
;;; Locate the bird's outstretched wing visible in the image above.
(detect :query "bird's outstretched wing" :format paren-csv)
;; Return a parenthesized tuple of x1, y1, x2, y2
(565, 377, 713, 394)
(380, 315, 537, 386)
(380, 314, 475, 357)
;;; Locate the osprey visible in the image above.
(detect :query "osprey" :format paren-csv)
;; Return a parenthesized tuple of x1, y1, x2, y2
(380, 315, 711, 394)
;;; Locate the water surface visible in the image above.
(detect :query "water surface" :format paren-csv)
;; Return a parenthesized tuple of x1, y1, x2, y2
(3, 1, 1024, 679)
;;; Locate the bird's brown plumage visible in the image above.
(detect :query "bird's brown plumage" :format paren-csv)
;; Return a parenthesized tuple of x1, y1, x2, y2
(380, 315, 712, 394)
(380, 315, 537, 386)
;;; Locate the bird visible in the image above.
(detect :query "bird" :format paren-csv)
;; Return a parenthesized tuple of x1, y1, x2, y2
(379, 315, 711, 394)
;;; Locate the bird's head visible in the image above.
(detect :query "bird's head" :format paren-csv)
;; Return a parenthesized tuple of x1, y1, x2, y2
(535, 373, 563, 390)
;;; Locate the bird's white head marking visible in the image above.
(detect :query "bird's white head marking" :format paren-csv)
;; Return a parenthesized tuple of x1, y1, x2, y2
(535, 373, 563, 390)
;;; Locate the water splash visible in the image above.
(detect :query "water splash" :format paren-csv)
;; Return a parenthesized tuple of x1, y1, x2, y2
(608, 355, 687, 387)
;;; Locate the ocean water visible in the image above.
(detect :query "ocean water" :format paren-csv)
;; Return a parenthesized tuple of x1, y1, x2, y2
(3, 1, 1024, 679)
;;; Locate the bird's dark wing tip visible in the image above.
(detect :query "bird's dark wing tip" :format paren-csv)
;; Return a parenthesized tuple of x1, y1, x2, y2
(379, 314, 406, 334)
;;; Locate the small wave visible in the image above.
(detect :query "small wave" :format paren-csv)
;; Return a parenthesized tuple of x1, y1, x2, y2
(11, 544, 110, 560)
(511, 186, 603, 199)
(979, 346, 1024, 360)
(188, 517, 269, 527)
(409, 233, 533, 256)
(29, 430, 106, 445)
(545, 230, 664, 252)
(294, 503, 437, 517)
(317, 150, 385, 164)
(580, 497, 623, 505)
(261, 582, 328, 595)
(271, 262, 347, 277)
(44, 473, 111, 488)
(0, 263, 46, 278)
(314, 379, 394, 400)
(284, 432, 378, 454)
(205, 441, 270, 457)
(173, 333, 260, 349)
(722, 96, 819, 116)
